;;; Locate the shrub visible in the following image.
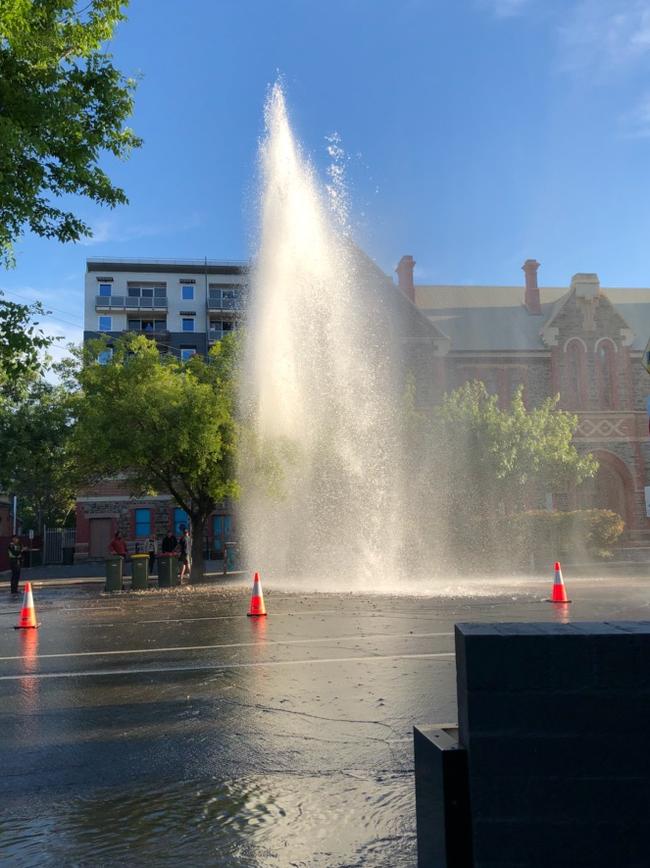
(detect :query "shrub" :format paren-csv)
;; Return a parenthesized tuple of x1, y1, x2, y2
(506, 509, 625, 568)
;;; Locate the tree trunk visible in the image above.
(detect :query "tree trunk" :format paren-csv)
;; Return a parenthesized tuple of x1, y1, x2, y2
(190, 514, 208, 582)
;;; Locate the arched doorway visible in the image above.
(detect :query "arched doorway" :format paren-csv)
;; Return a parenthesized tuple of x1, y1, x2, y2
(578, 451, 635, 529)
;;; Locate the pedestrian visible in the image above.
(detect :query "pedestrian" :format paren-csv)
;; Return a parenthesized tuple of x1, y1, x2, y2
(109, 531, 128, 574)
(8, 535, 23, 595)
(178, 526, 192, 582)
(147, 536, 157, 575)
(161, 529, 177, 554)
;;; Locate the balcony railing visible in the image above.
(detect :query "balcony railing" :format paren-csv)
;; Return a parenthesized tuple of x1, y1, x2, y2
(127, 327, 170, 340)
(208, 328, 235, 343)
(96, 295, 168, 310)
(207, 297, 242, 312)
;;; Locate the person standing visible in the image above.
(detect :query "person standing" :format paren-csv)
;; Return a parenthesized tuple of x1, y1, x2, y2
(178, 526, 192, 583)
(147, 536, 157, 575)
(161, 530, 177, 554)
(8, 536, 23, 594)
(109, 531, 128, 574)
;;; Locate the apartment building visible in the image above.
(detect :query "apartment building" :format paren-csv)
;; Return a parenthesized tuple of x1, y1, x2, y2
(77, 258, 247, 562)
(84, 256, 247, 360)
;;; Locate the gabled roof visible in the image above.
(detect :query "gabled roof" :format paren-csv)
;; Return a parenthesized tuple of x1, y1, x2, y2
(416, 284, 650, 352)
(349, 245, 450, 346)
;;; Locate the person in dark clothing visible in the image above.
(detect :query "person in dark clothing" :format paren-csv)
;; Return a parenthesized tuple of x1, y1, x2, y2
(161, 531, 177, 553)
(178, 527, 192, 582)
(8, 536, 23, 594)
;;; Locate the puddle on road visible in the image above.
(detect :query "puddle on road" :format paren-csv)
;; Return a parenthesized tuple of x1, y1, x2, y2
(0, 771, 415, 867)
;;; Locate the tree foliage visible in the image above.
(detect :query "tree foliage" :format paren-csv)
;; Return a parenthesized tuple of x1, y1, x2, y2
(73, 335, 239, 578)
(403, 379, 598, 570)
(0, 292, 53, 394)
(0, 0, 141, 265)
(0, 377, 76, 530)
(434, 381, 597, 501)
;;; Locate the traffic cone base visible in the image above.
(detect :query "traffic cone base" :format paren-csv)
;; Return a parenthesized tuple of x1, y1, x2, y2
(14, 582, 40, 629)
(547, 561, 571, 604)
(247, 571, 267, 617)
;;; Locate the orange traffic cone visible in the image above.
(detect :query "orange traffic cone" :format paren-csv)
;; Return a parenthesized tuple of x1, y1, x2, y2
(247, 571, 267, 617)
(548, 562, 571, 603)
(14, 582, 40, 629)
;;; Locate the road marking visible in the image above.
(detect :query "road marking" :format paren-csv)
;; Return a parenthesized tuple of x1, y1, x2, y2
(136, 610, 453, 625)
(137, 609, 364, 624)
(0, 631, 453, 662)
(0, 651, 455, 682)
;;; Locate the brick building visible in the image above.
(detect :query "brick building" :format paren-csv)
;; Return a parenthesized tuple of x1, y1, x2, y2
(401, 255, 650, 538)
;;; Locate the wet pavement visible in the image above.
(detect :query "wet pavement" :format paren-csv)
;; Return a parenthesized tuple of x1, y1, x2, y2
(0, 574, 648, 867)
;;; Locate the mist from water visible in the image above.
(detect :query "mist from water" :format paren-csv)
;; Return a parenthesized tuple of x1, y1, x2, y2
(239, 84, 405, 586)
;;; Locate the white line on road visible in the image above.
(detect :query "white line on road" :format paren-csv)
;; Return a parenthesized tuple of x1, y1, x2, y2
(136, 609, 372, 624)
(0, 651, 455, 682)
(0, 631, 454, 662)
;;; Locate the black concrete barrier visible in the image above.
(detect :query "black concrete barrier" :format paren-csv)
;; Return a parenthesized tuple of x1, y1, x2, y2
(413, 726, 472, 867)
(415, 622, 650, 868)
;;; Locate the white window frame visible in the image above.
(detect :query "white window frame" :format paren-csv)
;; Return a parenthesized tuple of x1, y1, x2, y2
(182, 318, 195, 333)
(181, 348, 196, 362)
(182, 285, 194, 301)
(98, 316, 112, 332)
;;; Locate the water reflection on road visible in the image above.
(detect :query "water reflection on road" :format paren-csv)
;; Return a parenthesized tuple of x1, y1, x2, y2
(1, 578, 647, 866)
(2, 773, 414, 867)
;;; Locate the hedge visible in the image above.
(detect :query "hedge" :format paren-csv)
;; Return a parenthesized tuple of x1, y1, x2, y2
(505, 509, 625, 567)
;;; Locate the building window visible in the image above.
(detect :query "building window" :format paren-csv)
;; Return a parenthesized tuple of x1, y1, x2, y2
(596, 341, 616, 410)
(128, 319, 167, 333)
(564, 340, 587, 409)
(128, 285, 166, 299)
(98, 283, 112, 297)
(97, 349, 113, 365)
(174, 508, 189, 536)
(182, 285, 194, 301)
(98, 316, 112, 332)
(210, 320, 235, 341)
(209, 285, 241, 309)
(134, 508, 151, 537)
(182, 318, 195, 332)
(213, 514, 232, 539)
(181, 348, 196, 362)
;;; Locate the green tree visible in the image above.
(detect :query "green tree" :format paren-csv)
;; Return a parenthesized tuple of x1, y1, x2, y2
(0, 293, 53, 395)
(0, 377, 76, 531)
(435, 381, 597, 500)
(403, 380, 598, 569)
(73, 334, 239, 579)
(0, 0, 141, 265)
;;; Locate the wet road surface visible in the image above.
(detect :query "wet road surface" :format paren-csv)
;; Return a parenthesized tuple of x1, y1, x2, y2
(0, 574, 648, 866)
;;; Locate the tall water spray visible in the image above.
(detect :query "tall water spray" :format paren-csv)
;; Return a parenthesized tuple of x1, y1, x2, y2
(240, 85, 404, 586)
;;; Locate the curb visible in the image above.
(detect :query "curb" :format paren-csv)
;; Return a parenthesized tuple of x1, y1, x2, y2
(0, 570, 247, 590)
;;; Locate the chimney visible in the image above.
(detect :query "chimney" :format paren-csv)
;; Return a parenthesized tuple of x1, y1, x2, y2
(522, 259, 541, 314)
(396, 255, 416, 303)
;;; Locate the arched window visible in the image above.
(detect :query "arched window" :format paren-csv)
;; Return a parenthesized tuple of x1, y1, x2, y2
(596, 340, 617, 410)
(564, 339, 587, 409)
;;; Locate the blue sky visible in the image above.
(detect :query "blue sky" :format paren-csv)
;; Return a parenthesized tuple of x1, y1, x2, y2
(5, 0, 650, 354)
